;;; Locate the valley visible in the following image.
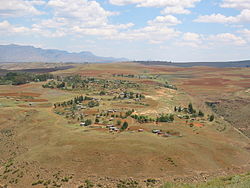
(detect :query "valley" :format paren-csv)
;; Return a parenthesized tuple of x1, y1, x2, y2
(0, 62, 249, 187)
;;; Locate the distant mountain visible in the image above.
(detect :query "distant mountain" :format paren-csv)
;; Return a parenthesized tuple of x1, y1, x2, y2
(0, 44, 128, 63)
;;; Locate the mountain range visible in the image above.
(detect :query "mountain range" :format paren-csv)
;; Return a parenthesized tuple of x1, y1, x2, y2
(0, 44, 128, 63)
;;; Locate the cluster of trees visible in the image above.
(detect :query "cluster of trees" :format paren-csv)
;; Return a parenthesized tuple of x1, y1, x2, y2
(44, 74, 140, 91)
(54, 95, 94, 108)
(112, 73, 156, 80)
(164, 82, 177, 90)
(174, 103, 204, 117)
(0, 72, 53, 85)
(87, 100, 99, 108)
(113, 74, 136, 78)
(156, 114, 174, 122)
(131, 114, 155, 123)
(113, 92, 145, 100)
(174, 103, 215, 121)
(125, 109, 134, 117)
(131, 113, 174, 123)
(42, 80, 66, 89)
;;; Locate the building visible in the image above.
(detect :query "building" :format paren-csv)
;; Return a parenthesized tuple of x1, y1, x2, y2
(80, 122, 86, 126)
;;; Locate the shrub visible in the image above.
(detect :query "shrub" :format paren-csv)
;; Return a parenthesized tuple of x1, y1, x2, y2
(198, 110, 204, 117)
(121, 122, 128, 131)
(85, 119, 92, 126)
(209, 114, 215, 122)
(117, 120, 122, 125)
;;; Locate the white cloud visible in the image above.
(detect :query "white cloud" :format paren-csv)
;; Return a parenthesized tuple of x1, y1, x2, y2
(238, 28, 250, 41)
(27, 0, 133, 38)
(0, 20, 30, 34)
(221, 0, 250, 9)
(195, 9, 250, 23)
(175, 32, 202, 47)
(0, 0, 44, 17)
(195, 0, 250, 24)
(109, 0, 136, 6)
(109, 0, 200, 14)
(208, 33, 246, 45)
(47, 0, 116, 26)
(194, 13, 236, 23)
(0, 0, 136, 39)
(176, 32, 247, 47)
(161, 7, 190, 15)
(183, 32, 201, 42)
(111, 23, 181, 44)
(148, 15, 181, 26)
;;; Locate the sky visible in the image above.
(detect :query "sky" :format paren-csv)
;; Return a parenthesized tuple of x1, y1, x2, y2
(0, 0, 250, 62)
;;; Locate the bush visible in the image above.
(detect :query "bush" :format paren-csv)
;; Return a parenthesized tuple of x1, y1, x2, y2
(117, 120, 121, 125)
(121, 122, 128, 131)
(188, 103, 194, 114)
(157, 114, 174, 122)
(85, 119, 92, 126)
(198, 110, 204, 117)
(209, 115, 215, 122)
(99, 91, 106, 95)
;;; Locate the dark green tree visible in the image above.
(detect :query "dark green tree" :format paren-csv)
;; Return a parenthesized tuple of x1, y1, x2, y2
(188, 103, 194, 114)
(209, 115, 214, 122)
(117, 120, 121, 125)
(85, 119, 92, 126)
(198, 110, 204, 117)
(121, 121, 128, 131)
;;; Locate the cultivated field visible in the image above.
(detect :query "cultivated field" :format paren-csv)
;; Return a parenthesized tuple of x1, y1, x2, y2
(0, 62, 249, 187)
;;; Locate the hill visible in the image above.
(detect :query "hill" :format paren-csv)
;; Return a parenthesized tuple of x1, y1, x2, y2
(0, 62, 249, 187)
(0, 44, 127, 63)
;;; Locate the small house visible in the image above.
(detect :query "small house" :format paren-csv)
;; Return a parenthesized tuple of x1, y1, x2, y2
(109, 127, 119, 132)
(152, 129, 161, 134)
(80, 122, 86, 126)
(106, 124, 114, 128)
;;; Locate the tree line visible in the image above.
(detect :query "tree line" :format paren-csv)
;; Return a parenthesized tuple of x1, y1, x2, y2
(0, 72, 53, 85)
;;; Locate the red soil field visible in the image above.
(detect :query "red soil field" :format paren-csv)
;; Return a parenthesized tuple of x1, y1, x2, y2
(21, 98, 48, 102)
(182, 78, 232, 87)
(139, 80, 160, 85)
(0, 92, 41, 97)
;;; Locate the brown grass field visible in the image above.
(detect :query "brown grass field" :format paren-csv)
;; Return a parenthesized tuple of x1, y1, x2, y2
(0, 62, 250, 187)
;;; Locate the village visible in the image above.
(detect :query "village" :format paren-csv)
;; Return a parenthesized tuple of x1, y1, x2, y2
(48, 74, 214, 139)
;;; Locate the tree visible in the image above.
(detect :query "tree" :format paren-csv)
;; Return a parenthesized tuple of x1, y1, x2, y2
(57, 82, 65, 88)
(85, 119, 92, 126)
(121, 121, 128, 131)
(117, 120, 121, 125)
(156, 114, 174, 122)
(198, 110, 204, 117)
(178, 106, 182, 112)
(209, 115, 214, 122)
(188, 103, 194, 114)
(99, 91, 106, 95)
(95, 118, 99, 123)
(169, 114, 174, 122)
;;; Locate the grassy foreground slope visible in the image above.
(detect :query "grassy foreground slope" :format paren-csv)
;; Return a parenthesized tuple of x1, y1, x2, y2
(162, 172, 250, 188)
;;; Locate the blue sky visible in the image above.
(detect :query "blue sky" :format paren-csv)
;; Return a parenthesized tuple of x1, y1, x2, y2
(0, 0, 250, 62)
